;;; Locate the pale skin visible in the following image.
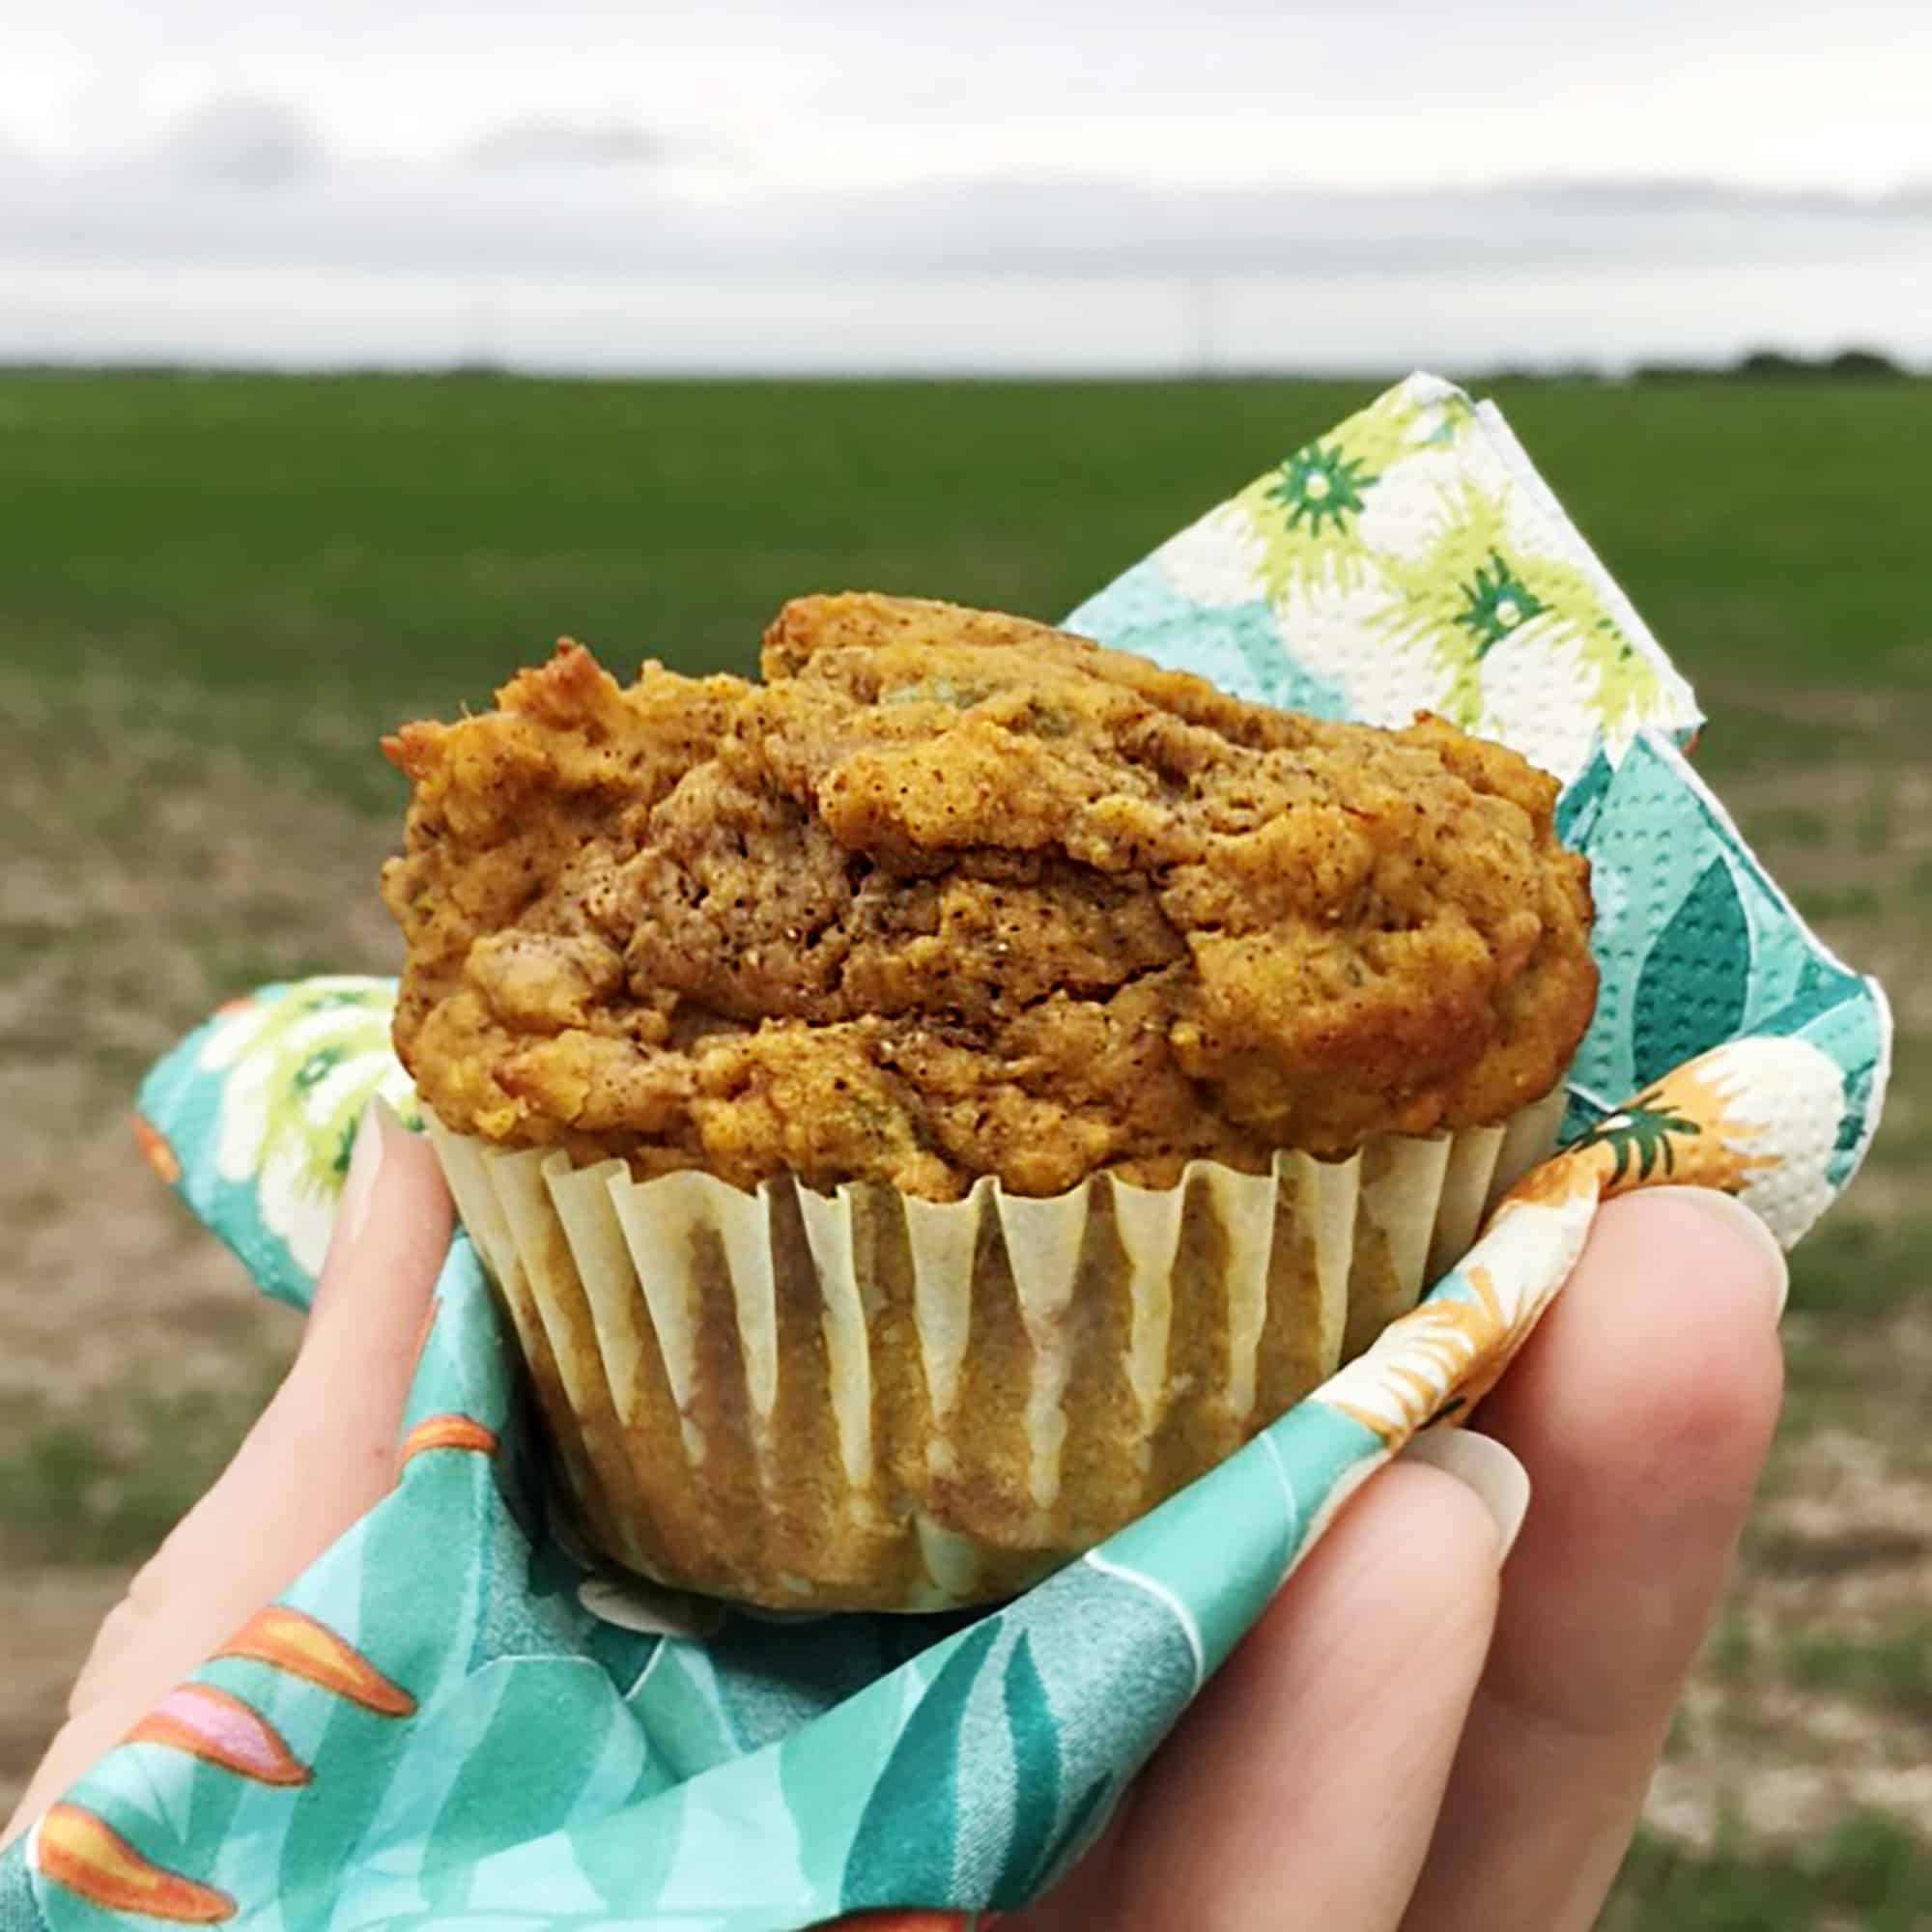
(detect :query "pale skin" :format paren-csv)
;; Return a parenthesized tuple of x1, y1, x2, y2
(5, 1105, 1787, 1929)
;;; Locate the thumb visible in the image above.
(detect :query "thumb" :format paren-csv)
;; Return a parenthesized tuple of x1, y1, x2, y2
(3, 1099, 452, 1846)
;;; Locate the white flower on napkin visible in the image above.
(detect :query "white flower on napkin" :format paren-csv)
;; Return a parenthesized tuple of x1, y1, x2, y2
(197, 977, 416, 1275)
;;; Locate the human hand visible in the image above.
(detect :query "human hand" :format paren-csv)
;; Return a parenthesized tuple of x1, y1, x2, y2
(1013, 1185, 1786, 1931)
(5, 1112, 1786, 1932)
(2, 1101, 452, 1848)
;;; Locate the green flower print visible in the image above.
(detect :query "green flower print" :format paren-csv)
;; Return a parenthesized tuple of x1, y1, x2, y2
(1237, 379, 1467, 605)
(197, 977, 418, 1274)
(1268, 442, 1377, 539)
(1374, 480, 1665, 733)
(1453, 550, 1548, 657)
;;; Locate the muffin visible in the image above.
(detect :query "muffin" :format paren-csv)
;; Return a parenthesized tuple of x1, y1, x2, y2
(381, 593, 1595, 1608)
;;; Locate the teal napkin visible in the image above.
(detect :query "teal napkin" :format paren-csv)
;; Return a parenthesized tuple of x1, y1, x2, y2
(5, 375, 1888, 1932)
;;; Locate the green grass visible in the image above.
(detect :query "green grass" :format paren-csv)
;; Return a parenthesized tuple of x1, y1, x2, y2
(1, 372, 1925, 749)
(1787, 1624, 1932, 1723)
(0, 373, 1378, 707)
(4, 368, 1929, 1903)
(1607, 1815, 1932, 1930)
(1786, 1218, 1932, 1326)
(0, 1378, 286, 1568)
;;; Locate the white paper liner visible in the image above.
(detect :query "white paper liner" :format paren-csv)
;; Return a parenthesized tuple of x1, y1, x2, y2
(427, 1090, 1565, 1611)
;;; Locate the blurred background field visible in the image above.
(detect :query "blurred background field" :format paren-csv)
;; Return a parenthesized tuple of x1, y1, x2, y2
(3, 367, 1928, 1926)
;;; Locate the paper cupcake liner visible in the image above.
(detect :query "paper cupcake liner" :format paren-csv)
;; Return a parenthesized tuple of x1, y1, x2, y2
(426, 1088, 1566, 1611)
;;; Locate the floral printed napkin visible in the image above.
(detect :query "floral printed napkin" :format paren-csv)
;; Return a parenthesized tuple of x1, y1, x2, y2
(3, 375, 1888, 1932)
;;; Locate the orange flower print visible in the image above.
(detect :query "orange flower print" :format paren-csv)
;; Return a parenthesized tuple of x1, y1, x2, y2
(398, 1413, 499, 1469)
(1322, 1264, 1534, 1445)
(1493, 1145, 1605, 1216)
(35, 1804, 235, 1923)
(131, 1115, 183, 1186)
(213, 1607, 415, 1718)
(1590, 1058, 1779, 1200)
(128, 1684, 309, 1786)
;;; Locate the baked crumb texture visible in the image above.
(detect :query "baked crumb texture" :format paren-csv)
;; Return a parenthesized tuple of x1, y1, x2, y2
(383, 593, 1596, 1201)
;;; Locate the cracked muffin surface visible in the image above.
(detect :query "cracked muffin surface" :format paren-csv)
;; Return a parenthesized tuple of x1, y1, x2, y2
(382, 592, 1596, 1199)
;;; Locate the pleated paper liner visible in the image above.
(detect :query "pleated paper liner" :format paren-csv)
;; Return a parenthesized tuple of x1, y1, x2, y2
(427, 1085, 1566, 1612)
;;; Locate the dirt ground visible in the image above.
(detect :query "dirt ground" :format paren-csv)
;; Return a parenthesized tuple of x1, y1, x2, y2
(3, 667, 1927, 1861)
(1, 672, 396, 1819)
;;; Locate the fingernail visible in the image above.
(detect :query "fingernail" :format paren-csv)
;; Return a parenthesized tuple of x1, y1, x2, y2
(1401, 1428, 1531, 1563)
(1667, 1187, 1790, 1322)
(332, 1097, 401, 1262)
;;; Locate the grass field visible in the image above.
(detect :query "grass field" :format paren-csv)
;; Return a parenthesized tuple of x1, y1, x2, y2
(4, 369, 1927, 1923)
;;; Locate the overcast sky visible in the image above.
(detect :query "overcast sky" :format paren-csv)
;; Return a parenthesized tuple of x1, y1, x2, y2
(4, 2, 1929, 372)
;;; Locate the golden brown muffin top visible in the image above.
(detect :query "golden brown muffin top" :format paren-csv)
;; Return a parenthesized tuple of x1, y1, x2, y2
(381, 593, 1595, 1198)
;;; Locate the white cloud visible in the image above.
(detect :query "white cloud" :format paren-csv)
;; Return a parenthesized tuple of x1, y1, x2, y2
(160, 92, 322, 188)
(2, 0, 1929, 189)
(1, 139, 1925, 280)
(6, 252, 1925, 377)
(0, 0, 1925, 368)
(458, 116, 673, 173)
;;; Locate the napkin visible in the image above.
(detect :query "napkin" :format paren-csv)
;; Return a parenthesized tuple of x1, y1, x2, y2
(4, 374, 1889, 1932)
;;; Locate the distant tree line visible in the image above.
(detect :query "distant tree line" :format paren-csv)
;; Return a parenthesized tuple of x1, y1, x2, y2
(1635, 347, 1915, 382)
(1, 349, 1922, 384)
(1478, 347, 1919, 384)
